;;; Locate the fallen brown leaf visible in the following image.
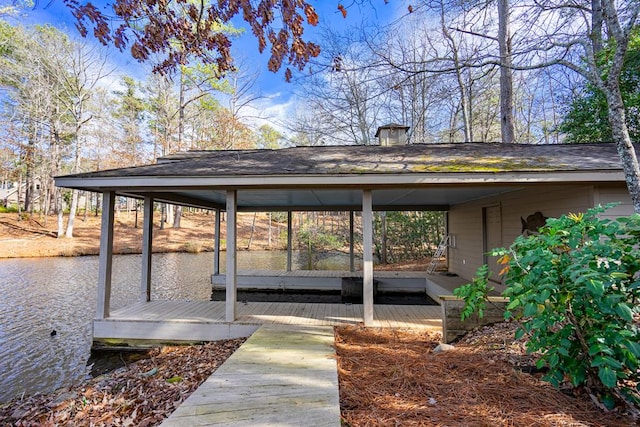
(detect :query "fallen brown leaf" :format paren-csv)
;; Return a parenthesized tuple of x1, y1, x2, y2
(0, 339, 244, 426)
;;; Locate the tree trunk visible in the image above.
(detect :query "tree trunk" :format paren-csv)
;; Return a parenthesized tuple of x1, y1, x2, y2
(440, 9, 472, 142)
(497, 0, 516, 144)
(16, 174, 22, 219)
(83, 191, 89, 222)
(596, 0, 640, 212)
(381, 212, 388, 264)
(268, 212, 272, 248)
(42, 184, 50, 225)
(23, 132, 36, 213)
(173, 205, 182, 228)
(135, 200, 139, 228)
(246, 212, 257, 250)
(24, 171, 32, 214)
(591, 0, 604, 53)
(57, 189, 64, 238)
(65, 189, 79, 237)
(606, 87, 640, 212)
(164, 203, 174, 226)
(178, 70, 185, 150)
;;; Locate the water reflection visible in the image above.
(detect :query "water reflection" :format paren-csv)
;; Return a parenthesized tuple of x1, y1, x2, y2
(0, 252, 214, 403)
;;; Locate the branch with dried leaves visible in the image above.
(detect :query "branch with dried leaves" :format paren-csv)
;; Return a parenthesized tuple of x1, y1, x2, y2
(64, 0, 321, 80)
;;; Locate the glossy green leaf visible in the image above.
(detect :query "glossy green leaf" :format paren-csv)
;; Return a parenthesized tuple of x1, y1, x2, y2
(614, 303, 633, 322)
(598, 366, 617, 388)
(523, 302, 538, 317)
(585, 279, 605, 297)
(625, 340, 640, 357)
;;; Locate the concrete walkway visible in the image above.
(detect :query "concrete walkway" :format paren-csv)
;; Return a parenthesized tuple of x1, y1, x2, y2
(160, 325, 341, 427)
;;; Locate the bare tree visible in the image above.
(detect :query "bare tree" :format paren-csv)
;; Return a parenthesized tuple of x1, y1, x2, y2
(497, 0, 515, 143)
(511, 0, 640, 210)
(43, 35, 111, 237)
(379, 18, 446, 142)
(145, 73, 179, 158)
(295, 26, 385, 145)
(219, 65, 267, 149)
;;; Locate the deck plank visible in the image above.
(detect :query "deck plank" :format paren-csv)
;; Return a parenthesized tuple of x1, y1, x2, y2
(101, 300, 441, 344)
(375, 305, 392, 328)
(160, 325, 341, 427)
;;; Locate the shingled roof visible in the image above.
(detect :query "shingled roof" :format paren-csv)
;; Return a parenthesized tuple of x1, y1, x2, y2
(55, 143, 633, 211)
(63, 143, 627, 179)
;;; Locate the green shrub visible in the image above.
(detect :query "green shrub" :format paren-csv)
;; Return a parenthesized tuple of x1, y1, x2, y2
(458, 205, 640, 412)
(270, 212, 287, 223)
(0, 204, 19, 213)
(297, 221, 344, 269)
(373, 211, 445, 263)
(453, 264, 494, 320)
(297, 222, 344, 252)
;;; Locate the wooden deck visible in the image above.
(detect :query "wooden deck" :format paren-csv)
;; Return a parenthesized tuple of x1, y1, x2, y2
(93, 271, 473, 346)
(93, 300, 442, 345)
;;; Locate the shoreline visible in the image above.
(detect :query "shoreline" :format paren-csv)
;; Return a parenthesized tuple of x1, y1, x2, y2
(0, 211, 283, 259)
(0, 339, 246, 425)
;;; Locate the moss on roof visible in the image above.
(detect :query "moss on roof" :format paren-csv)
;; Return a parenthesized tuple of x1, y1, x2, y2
(411, 155, 570, 172)
(62, 142, 629, 179)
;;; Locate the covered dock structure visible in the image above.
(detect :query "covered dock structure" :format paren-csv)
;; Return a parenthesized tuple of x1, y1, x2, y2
(54, 143, 634, 344)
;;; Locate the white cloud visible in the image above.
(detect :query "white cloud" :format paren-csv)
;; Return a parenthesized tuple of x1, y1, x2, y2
(243, 93, 298, 136)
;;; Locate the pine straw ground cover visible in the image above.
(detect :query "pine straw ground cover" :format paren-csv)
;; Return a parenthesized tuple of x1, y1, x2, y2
(335, 323, 636, 426)
(0, 338, 245, 426)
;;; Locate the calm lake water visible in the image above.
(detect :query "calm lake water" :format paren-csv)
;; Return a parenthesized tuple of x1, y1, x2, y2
(0, 250, 357, 404)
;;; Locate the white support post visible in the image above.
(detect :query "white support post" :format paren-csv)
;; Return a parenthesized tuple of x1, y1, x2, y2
(362, 190, 374, 326)
(97, 191, 115, 319)
(287, 211, 293, 272)
(349, 211, 355, 272)
(140, 196, 154, 302)
(214, 208, 221, 275)
(225, 191, 237, 322)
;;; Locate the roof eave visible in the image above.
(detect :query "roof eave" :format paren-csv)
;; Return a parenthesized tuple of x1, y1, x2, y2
(54, 170, 626, 192)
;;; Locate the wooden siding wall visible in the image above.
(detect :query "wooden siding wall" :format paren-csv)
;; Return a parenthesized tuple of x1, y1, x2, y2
(448, 202, 484, 282)
(449, 184, 612, 282)
(594, 184, 635, 219)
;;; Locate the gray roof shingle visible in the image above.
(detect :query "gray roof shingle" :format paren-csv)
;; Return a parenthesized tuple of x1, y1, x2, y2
(62, 143, 632, 179)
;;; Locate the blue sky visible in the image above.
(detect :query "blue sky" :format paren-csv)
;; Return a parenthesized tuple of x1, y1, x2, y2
(7, 0, 406, 129)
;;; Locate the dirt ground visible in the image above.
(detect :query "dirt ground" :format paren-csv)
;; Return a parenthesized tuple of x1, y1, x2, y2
(0, 211, 284, 258)
(0, 210, 434, 269)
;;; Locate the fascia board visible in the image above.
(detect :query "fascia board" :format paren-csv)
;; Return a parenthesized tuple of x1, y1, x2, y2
(55, 171, 625, 191)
